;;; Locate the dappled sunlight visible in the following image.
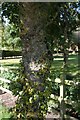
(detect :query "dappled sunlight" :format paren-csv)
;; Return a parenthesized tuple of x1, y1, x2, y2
(29, 61, 45, 71)
(0, 58, 21, 64)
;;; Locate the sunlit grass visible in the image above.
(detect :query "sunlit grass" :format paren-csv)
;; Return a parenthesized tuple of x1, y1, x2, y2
(0, 105, 11, 120)
(0, 58, 21, 65)
(0, 58, 21, 70)
(51, 54, 79, 78)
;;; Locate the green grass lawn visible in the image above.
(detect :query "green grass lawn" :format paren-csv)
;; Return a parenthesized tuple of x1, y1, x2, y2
(0, 54, 78, 72)
(0, 58, 21, 64)
(51, 54, 79, 76)
(0, 104, 11, 120)
(0, 54, 79, 81)
(0, 58, 21, 69)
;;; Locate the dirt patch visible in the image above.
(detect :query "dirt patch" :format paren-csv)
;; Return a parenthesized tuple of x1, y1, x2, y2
(0, 92, 17, 108)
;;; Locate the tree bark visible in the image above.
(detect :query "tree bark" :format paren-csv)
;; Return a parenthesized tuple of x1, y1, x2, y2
(20, 3, 48, 84)
(19, 3, 50, 118)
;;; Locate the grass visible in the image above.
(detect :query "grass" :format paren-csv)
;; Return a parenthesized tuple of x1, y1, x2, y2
(0, 104, 11, 120)
(0, 54, 78, 70)
(0, 54, 79, 80)
(51, 54, 79, 75)
(0, 58, 21, 67)
(0, 58, 21, 64)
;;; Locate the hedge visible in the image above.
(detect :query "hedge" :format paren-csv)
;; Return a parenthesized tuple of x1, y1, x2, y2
(0, 50, 22, 59)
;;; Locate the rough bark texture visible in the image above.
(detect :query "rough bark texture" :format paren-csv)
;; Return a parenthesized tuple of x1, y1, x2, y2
(20, 3, 48, 84)
(18, 4, 50, 118)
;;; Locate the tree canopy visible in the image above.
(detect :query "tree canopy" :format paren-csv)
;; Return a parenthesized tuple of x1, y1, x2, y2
(2, 2, 80, 46)
(3, 23, 21, 50)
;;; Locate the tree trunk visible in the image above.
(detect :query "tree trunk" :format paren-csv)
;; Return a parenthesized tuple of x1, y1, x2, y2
(20, 3, 48, 87)
(19, 3, 50, 118)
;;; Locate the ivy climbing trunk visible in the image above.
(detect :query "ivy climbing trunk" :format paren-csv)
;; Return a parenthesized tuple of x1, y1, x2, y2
(19, 3, 50, 119)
